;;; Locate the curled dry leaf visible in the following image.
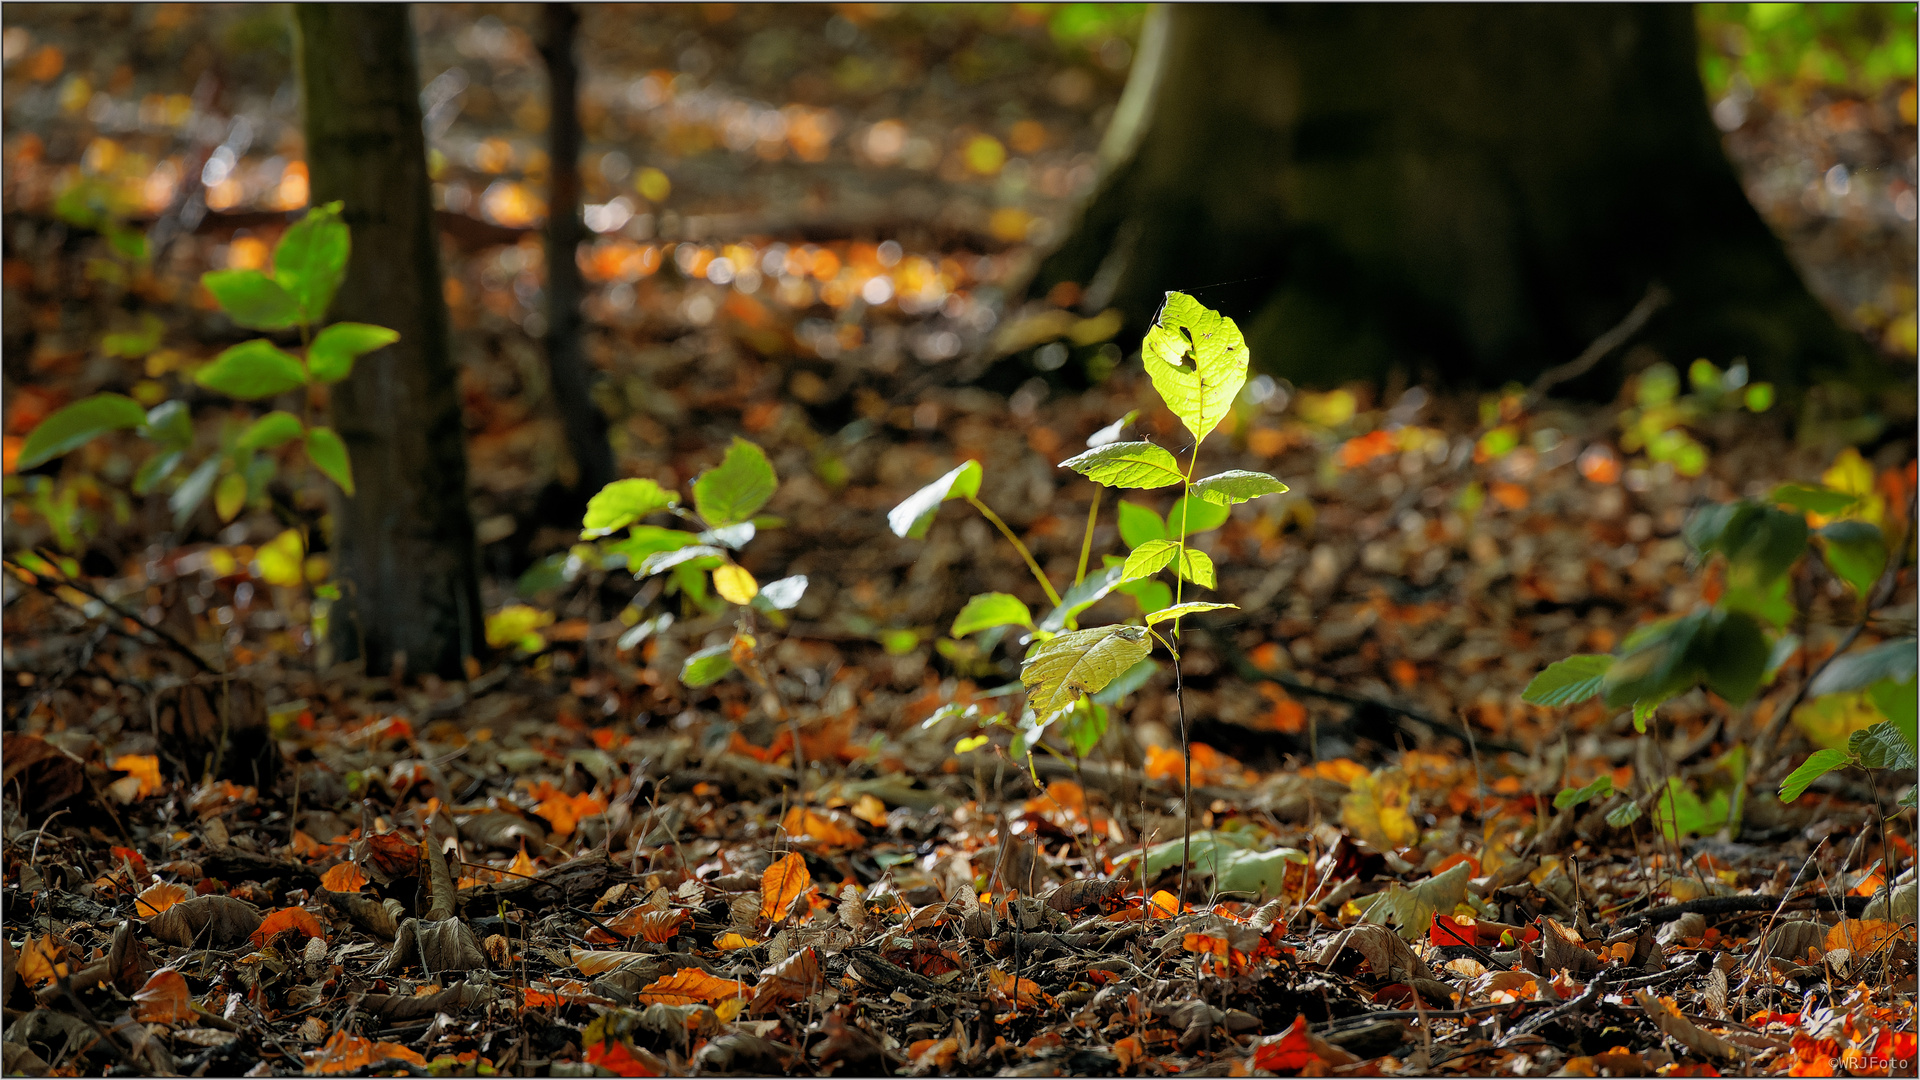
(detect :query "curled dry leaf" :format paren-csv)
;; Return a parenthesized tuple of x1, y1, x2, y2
(327, 892, 401, 939)
(1314, 922, 1435, 984)
(635, 966, 750, 1006)
(751, 946, 821, 1013)
(572, 949, 668, 977)
(302, 1029, 427, 1075)
(375, 917, 486, 976)
(759, 852, 812, 922)
(1045, 877, 1128, 914)
(1634, 988, 1739, 1060)
(147, 894, 263, 948)
(838, 884, 868, 935)
(131, 967, 194, 1024)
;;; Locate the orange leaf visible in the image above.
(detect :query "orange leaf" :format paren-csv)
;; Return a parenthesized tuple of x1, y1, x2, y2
(136, 881, 189, 918)
(110, 754, 163, 799)
(303, 1030, 426, 1074)
(1253, 1015, 1326, 1074)
(850, 793, 889, 827)
(781, 806, 865, 848)
(760, 852, 813, 920)
(14, 935, 68, 987)
(572, 950, 648, 977)
(584, 1040, 658, 1077)
(1824, 918, 1905, 958)
(598, 906, 687, 943)
(524, 978, 608, 1008)
(714, 932, 761, 950)
(362, 832, 420, 878)
(506, 843, 539, 879)
(751, 947, 821, 1013)
(252, 906, 328, 948)
(1147, 890, 1181, 919)
(319, 863, 368, 894)
(132, 967, 194, 1024)
(634, 967, 748, 1006)
(986, 969, 1051, 1008)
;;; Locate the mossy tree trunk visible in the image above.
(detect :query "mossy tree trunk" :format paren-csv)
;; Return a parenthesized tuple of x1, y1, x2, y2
(296, 4, 484, 680)
(1033, 4, 1870, 392)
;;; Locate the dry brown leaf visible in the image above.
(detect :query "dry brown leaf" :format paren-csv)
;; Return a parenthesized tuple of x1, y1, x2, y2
(636, 966, 750, 1006)
(131, 967, 194, 1024)
(1634, 988, 1738, 1060)
(147, 895, 262, 948)
(1313, 922, 1434, 983)
(571, 949, 665, 977)
(760, 853, 812, 921)
(751, 946, 821, 1013)
(838, 884, 868, 935)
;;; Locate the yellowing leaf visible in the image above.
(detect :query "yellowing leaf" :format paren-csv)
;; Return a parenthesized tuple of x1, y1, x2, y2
(485, 604, 552, 653)
(714, 932, 761, 950)
(713, 563, 759, 605)
(303, 1030, 427, 1074)
(1341, 767, 1418, 850)
(15, 935, 68, 986)
(255, 528, 306, 587)
(1140, 292, 1249, 444)
(136, 881, 190, 917)
(1021, 624, 1154, 718)
(1825, 918, 1906, 957)
(761, 852, 813, 920)
(110, 753, 163, 799)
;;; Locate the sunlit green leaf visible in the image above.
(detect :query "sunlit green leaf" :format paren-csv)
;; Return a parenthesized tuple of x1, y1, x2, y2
(1849, 720, 1918, 771)
(582, 478, 678, 537)
(306, 322, 398, 384)
(1189, 469, 1289, 506)
(1523, 654, 1614, 707)
(1779, 748, 1853, 803)
(692, 437, 777, 526)
(1605, 801, 1642, 828)
(304, 426, 354, 494)
(887, 460, 983, 538)
(273, 200, 349, 324)
(1818, 519, 1887, 596)
(142, 400, 193, 447)
(1038, 563, 1125, 633)
(1057, 440, 1185, 489)
(680, 645, 736, 688)
(1144, 601, 1236, 626)
(214, 470, 247, 522)
(1167, 494, 1229, 538)
(201, 269, 303, 330)
(635, 544, 727, 577)
(1021, 623, 1153, 718)
(1771, 483, 1857, 516)
(1554, 774, 1613, 810)
(16, 393, 148, 469)
(238, 411, 304, 451)
(1140, 292, 1249, 443)
(952, 593, 1034, 637)
(1116, 501, 1165, 548)
(196, 340, 307, 400)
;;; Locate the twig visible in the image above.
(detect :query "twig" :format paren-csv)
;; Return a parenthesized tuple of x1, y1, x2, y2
(4, 557, 218, 674)
(1523, 284, 1671, 409)
(1596, 891, 1868, 937)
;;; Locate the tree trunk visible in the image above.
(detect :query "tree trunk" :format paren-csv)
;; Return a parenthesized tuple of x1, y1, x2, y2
(295, 4, 483, 680)
(1033, 4, 1873, 392)
(539, 3, 617, 498)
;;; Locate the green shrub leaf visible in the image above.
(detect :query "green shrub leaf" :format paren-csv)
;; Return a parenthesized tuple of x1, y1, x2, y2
(887, 459, 982, 538)
(1817, 519, 1887, 596)
(1779, 748, 1853, 802)
(304, 425, 354, 494)
(1770, 483, 1857, 516)
(1523, 654, 1614, 706)
(201, 269, 303, 330)
(170, 457, 221, 526)
(142, 400, 193, 447)
(692, 437, 777, 526)
(680, 645, 736, 688)
(952, 593, 1034, 637)
(1189, 470, 1289, 506)
(1701, 609, 1770, 705)
(273, 200, 350, 324)
(1167, 494, 1229, 537)
(1144, 601, 1237, 626)
(1021, 624, 1153, 718)
(1605, 801, 1643, 828)
(196, 340, 308, 400)
(307, 322, 399, 384)
(16, 393, 149, 469)
(1849, 720, 1918, 770)
(1117, 501, 1166, 548)
(635, 545, 726, 578)
(1554, 774, 1613, 810)
(1140, 292, 1249, 443)
(1039, 563, 1126, 633)
(1866, 677, 1917, 749)
(239, 411, 304, 451)
(582, 478, 679, 537)
(1119, 539, 1214, 587)
(1057, 441, 1185, 489)
(1808, 638, 1918, 697)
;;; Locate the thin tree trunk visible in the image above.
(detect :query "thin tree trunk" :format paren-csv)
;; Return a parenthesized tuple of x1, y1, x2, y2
(295, 4, 483, 680)
(1033, 4, 1873, 393)
(539, 2, 616, 497)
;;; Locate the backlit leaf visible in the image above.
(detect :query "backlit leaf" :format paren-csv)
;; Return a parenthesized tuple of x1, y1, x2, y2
(1818, 520, 1888, 596)
(582, 478, 679, 537)
(1116, 501, 1165, 548)
(136, 881, 189, 918)
(320, 863, 369, 893)
(760, 852, 813, 920)
(1167, 494, 1229, 537)
(304, 426, 354, 494)
(239, 411, 304, 451)
(1057, 440, 1185, 489)
(251, 906, 328, 947)
(1021, 624, 1153, 717)
(756, 575, 808, 611)
(132, 967, 194, 1024)
(1189, 469, 1289, 505)
(255, 528, 306, 587)
(692, 437, 777, 526)
(197, 340, 307, 400)
(17, 393, 149, 468)
(1555, 774, 1613, 810)
(273, 201, 349, 325)
(681, 645, 735, 688)
(1140, 292, 1249, 443)
(1144, 602, 1237, 626)
(952, 592, 1034, 636)
(1779, 748, 1852, 803)
(1771, 483, 1857, 516)
(1523, 655, 1614, 706)
(635, 967, 749, 1006)
(306, 322, 398, 384)
(887, 460, 982, 538)
(214, 472, 247, 522)
(201, 268, 303, 330)
(304, 1029, 426, 1075)
(712, 563, 759, 605)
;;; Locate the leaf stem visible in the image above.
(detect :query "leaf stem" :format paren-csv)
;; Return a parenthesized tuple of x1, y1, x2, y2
(1171, 439, 1201, 913)
(966, 495, 1063, 608)
(1075, 488, 1102, 587)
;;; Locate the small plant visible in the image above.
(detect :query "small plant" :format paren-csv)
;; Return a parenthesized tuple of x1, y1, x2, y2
(892, 292, 1289, 901)
(15, 202, 390, 526)
(1526, 451, 1916, 838)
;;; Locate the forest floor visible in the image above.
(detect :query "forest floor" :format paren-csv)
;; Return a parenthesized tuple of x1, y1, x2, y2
(3, 5, 1918, 1078)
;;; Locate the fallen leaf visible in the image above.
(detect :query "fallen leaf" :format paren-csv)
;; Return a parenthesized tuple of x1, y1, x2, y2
(319, 863, 368, 894)
(781, 806, 865, 848)
(584, 1039, 660, 1077)
(714, 932, 761, 950)
(1341, 766, 1418, 850)
(1635, 989, 1737, 1060)
(751, 946, 821, 1013)
(110, 754, 163, 799)
(1253, 1014, 1360, 1073)
(1823, 918, 1904, 958)
(131, 967, 194, 1024)
(635, 967, 749, 1006)
(146, 895, 262, 948)
(252, 906, 328, 948)
(136, 881, 189, 917)
(986, 969, 1052, 1008)
(302, 1029, 427, 1074)
(14, 935, 68, 986)
(760, 852, 812, 921)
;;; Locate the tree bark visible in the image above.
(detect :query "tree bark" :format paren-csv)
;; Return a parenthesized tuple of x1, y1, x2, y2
(1032, 4, 1874, 392)
(539, 3, 617, 498)
(295, 4, 483, 680)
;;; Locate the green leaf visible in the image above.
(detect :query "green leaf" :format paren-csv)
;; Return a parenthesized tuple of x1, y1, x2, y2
(1063, 697, 1109, 758)
(1116, 501, 1166, 548)
(1780, 748, 1854, 802)
(1631, 696, 1668, 733)
(888, 460, 983, 539)
(602, 525, 697, 566)
(1167, 494, 1229, 537)
(1134, 829, 1261, 879)
(1039, 563, 1126, 633)
(273, 200, 349, 324)
(1651, 777, 1729, 841)
(1849, 720, 1919, 770)
(132, 449, 184, 495)
(1358, 861, 1473, 940)
(1176, 546, 1215, 587)
(1817, 519, 1887, 596)
(1554, 774, 1613, 810)
(1057, 441, 1185, 489)
(1684, 500, 1807, 587)
(141, 400, 193, 447)
(1605, 801, 1643, 828)
(1021, 623, 1153, 718)
(170, 457, 221, 526)
(1604, 610, 1713, 709)
(1771, 483, 1857, 516)
(636, 544, 727, 578)
(1866, 677, 1917, 749)
(952, 593, 1034, 637)
(1119, 540, 1214, 588)
(1145, 602, 1237, 626)
(692, 437, 777, 526)
(214, 470, 247, 522)
(102, 312, 165, 359)
(1091, 657, 1158, 705)
(238, 411, 304, 451)
(1214, 846, 1311, 896)
(1140, 292, 1249, 443)
(1700, 610, 1770, 705)
(196, 340, 308, 400)
(1523, 655, 1614, 706)
(1189, 470, 1289, 506)
(200, 269, 303, 330)
(582, 478, 679, 537)
(16, 393, 149, 468)
(680, 645, 736, 688)
(1808, 638, 1918, 697)
(306, 322, 398, 384)
(304, 426, 354, 494)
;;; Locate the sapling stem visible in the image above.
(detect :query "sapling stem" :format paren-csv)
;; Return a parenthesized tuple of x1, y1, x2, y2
(1076, 488, 1102, 586)
(1169, 439, 1202, 910)
(965, 494, 1062, 608)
